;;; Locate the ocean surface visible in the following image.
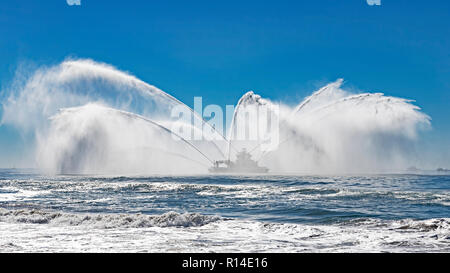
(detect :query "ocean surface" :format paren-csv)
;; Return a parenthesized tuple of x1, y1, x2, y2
(0, 169, 449, 252)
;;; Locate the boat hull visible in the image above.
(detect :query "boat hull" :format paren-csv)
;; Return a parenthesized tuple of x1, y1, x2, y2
(208, 167, 269, 174)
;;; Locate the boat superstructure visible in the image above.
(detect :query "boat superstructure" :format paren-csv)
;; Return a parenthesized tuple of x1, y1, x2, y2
(209, 148, 269, 173)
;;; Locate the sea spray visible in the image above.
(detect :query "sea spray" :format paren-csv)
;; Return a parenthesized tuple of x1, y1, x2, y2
(36, 104, 213, 174)
(1, 59, 226, 173)
(1, 59, 430, 174)
(231, 80, 430, 173)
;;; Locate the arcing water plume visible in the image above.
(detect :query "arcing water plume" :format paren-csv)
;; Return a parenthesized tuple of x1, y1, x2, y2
(37, 104, 212, 174)
(1, 59, 226, 149)
(1, 59, 225, 174)
(293, 78, 349, 115)
(0, 59, 430, 174)
(227, 90, 284, 160)
(240, 80, 431, 173)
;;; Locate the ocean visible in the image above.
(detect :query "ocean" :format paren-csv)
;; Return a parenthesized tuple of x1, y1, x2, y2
(0, 169, 449, 252)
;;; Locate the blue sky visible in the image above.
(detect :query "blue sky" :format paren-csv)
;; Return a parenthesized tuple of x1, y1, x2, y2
(0, 0, 449, 167)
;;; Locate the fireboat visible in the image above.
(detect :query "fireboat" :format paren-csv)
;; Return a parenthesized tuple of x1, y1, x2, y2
(209, 148, 269, 174)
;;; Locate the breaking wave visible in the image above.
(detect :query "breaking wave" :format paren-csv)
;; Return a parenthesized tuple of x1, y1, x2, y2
(0, 208, 220, 228)
(0, 206, 448, 252)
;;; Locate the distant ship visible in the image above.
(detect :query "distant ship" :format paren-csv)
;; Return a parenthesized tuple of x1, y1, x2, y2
(209, 149, 269, 174)
(406, 166, 420, 172)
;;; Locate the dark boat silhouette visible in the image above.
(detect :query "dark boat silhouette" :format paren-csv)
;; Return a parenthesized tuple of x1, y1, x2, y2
(209, 148, 269, 174)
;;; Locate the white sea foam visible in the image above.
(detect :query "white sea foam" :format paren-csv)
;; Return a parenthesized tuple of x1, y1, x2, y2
(0, 187, 51, 201)
(0, 208, 448, 252)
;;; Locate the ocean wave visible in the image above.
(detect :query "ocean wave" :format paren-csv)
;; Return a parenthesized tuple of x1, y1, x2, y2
(391, 218, 450, 232)
(0, 208, 220, 229)
(255, 218, 450, 252)
(0, 210, 449, 252)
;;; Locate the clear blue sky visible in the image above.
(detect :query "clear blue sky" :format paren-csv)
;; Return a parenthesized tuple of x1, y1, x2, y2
(0, 0, 449, 167)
